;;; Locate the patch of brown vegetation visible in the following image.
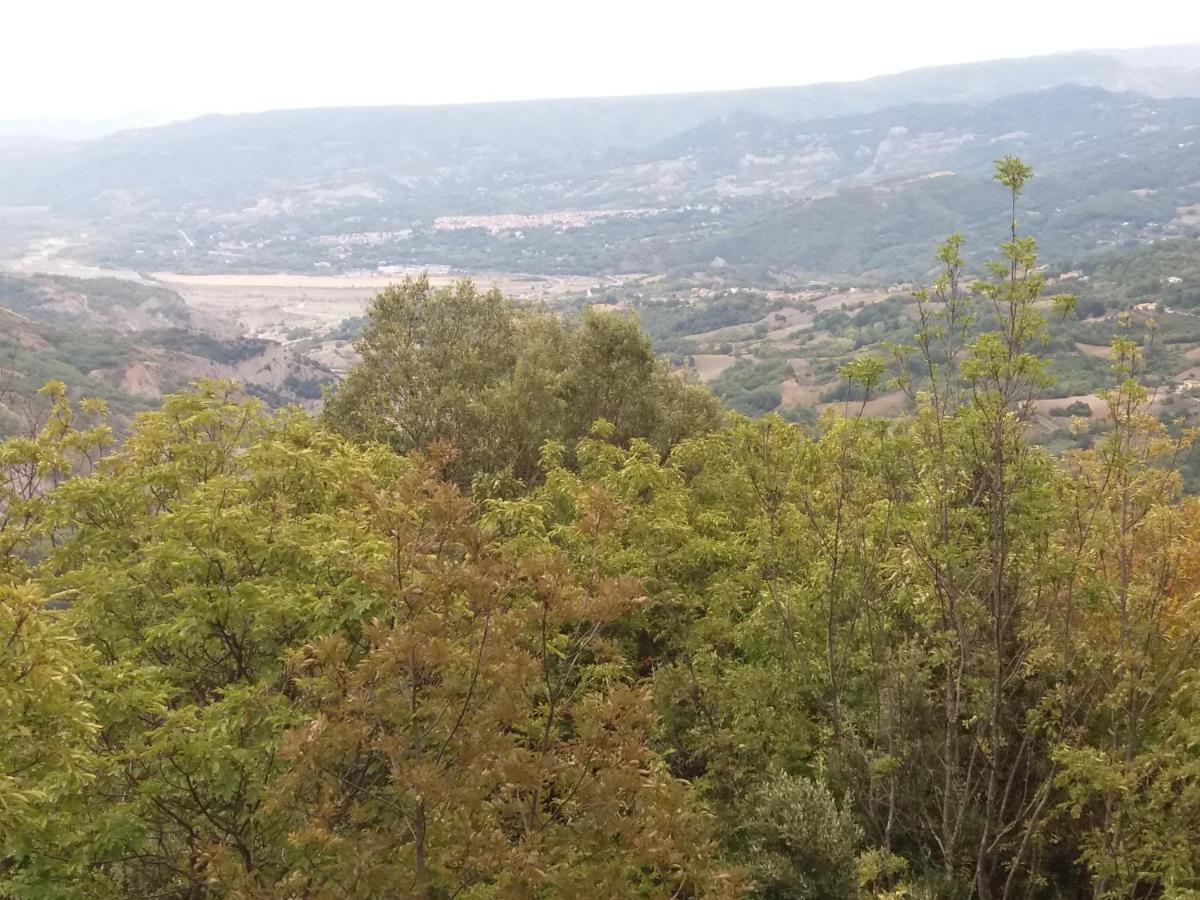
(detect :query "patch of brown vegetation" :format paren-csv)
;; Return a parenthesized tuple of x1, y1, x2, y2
(1075, 342, 1112, 359)
(691, 354, 737, 383)
(778, 379, 823, 407)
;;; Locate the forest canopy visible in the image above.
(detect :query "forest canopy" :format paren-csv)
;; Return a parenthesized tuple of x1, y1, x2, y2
(3, 160, 1200, 899)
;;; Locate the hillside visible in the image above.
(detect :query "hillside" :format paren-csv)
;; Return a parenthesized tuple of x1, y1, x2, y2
(3, 48, 1200, 281)
(0, 274, 335, 429)
(533, 223, 1200, 490)
(0, 272, 219, 332)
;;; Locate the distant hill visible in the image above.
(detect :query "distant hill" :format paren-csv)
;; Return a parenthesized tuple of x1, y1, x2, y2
(0, 274, 335, 428)
(3, 46, 1200, 280)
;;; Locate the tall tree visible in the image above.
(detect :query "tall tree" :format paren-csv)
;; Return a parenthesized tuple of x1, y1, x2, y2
(324, 275, 721, 485)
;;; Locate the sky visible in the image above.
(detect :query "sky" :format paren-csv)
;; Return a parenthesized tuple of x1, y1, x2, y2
(4, 0, 1200, 130)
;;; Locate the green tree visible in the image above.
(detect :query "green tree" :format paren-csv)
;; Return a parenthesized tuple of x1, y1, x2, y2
(323, 277, 522, 481)
(0, 584, 98, 897)
(39, 383, 409, 897)
(324, 275, 721, 485)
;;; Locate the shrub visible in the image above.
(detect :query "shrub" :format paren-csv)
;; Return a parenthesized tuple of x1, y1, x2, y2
(737, 770, 862, 900)
(1050, 400, 1093, 417)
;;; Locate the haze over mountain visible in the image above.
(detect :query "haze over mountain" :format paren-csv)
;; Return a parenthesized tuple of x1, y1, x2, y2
(3, 46, 1200, 283)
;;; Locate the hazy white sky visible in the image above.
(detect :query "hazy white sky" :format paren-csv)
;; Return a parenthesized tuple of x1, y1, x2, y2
(5, 0, 1200, 124)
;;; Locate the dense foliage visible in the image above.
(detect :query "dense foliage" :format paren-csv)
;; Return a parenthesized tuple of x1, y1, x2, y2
(4, 160, 1200, 899)
(323, 276, 722, 484)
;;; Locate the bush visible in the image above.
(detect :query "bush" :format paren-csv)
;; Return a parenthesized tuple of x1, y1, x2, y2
(283, 375, 326, 400)
(1050, 400, 1093, 418)
(711, 358, 791, 415)
(820, 379, 869, 404)
(325, 276, 722, 484)
(737, 770, 862, 900)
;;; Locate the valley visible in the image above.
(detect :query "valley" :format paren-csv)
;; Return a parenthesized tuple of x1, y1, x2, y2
(149, 269, 620, 341)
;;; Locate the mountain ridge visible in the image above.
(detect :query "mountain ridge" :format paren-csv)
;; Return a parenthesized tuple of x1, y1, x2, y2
(3, 46, 1200, 281)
